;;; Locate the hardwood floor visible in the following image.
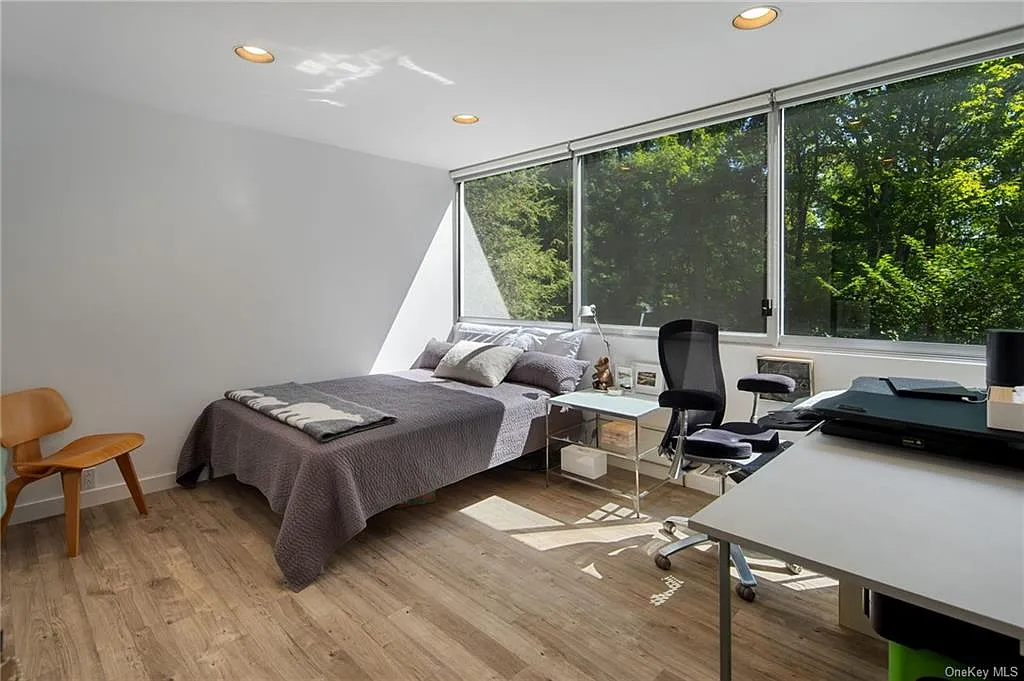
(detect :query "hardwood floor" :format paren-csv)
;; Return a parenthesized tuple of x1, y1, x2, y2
(2, 466, 886, 680)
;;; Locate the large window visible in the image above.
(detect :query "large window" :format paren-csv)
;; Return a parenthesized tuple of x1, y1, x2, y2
(784, 56, 1024, 344)
(455, 47, 1023, 351)
(461, 160, 572, 322)
(582, 116, 768, 331)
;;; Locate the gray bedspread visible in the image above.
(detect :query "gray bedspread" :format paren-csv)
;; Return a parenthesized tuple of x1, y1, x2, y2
(176, 370, 557, 590)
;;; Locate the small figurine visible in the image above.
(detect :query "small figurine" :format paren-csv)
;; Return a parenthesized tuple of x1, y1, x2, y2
(592, 356, 614, 391)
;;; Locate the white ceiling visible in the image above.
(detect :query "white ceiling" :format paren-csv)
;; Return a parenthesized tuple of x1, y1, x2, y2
(3, 2, 1022, 170)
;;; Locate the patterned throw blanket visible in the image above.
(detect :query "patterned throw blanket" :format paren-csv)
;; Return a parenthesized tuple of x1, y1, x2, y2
(225, 382, 395, 442)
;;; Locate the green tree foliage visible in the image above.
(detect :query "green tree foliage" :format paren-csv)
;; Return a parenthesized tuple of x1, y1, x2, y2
(582, 118, 767, 330)
(465, 55, 1023, 344)
(463, 163, 572, 321)
(785, 55, 1024, 343)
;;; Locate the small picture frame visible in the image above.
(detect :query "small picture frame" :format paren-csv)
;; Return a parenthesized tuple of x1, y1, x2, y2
(633, 362, 663, 395)
(755, 355, 815, 402)
(614, 364, 634, 391)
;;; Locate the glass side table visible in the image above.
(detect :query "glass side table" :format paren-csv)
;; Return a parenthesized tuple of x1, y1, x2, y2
(545, 390, 670, 517)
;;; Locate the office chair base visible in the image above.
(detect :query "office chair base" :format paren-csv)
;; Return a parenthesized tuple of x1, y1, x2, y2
(736, 583, 757, 602)
(656, 519, 758, 599)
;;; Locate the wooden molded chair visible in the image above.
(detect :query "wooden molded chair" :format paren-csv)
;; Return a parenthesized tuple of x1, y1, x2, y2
(1, 387, 147, 556)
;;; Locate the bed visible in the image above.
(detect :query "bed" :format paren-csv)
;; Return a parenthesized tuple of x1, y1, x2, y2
(176, 368, 579, 590)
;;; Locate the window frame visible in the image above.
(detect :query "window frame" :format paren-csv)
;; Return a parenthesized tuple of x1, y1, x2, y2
(775, 37, 1022, 359)
(455, 153, 574, 327)
(576, 108, 774, 339)
(450, 29, 1023, 359)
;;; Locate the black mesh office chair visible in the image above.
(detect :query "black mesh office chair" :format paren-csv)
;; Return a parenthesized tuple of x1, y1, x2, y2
(654, 319, 798, 602)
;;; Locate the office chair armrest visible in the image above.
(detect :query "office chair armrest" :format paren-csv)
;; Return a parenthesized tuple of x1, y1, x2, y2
(658, 389, 724, 412)
(737, 373, 796, 395)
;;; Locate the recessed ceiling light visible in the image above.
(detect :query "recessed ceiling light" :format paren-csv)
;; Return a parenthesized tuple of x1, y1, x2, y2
(732, 6, 779, 30)
(235, 45, 275, 64)
(452, 114, 480, 125)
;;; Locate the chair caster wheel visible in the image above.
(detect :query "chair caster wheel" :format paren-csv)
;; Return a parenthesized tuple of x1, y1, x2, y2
(655, 554, 672, 570)
(662, 520, 677, 535)
(786, 563, 802, 575)
(735, 583, 756, 602)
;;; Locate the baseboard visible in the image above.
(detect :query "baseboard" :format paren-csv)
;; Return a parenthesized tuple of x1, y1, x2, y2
(9, 471, 181, 526)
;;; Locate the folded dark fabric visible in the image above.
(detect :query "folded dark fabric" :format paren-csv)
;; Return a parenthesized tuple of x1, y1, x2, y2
(225, 382, 395, 442)
(737, 373, 796, 394)
(685, 428, 754, 460)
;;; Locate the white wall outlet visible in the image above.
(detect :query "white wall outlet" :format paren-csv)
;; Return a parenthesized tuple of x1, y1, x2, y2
(82, 468, 96, 491)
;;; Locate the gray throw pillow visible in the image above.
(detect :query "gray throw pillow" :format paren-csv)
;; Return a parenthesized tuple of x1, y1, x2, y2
(506, 352, 591, 394)
(412, 338, 454, 370)
(433, 340, 524, 387)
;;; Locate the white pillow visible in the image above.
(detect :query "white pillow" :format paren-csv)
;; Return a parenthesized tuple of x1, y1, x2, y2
(433, 340, 525, 387)
(538, 330, 586, 359)
(514, 327, 556, 352)
(447, 322, 521, 345)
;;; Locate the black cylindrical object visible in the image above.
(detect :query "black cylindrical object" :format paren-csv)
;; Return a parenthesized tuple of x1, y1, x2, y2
(986, 329, 1024, 387)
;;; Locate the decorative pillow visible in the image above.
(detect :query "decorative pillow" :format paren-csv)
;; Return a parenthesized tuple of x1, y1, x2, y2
(433, 340, 524, 387)
(538, 330, 586, 359)
(506, 352, 591, 394)
(412, 338, 454, 370)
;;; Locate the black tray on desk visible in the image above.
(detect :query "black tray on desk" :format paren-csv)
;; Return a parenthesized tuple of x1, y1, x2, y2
(815, 377, 1024, 470)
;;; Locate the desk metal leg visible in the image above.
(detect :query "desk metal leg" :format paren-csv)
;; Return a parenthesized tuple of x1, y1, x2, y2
(633, 418, 641, 518)
(719, 539, 732, 681)
(545, 408, 550, 488)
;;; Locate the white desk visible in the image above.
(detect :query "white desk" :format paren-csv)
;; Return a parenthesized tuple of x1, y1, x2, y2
(688, 432, 1024, 680)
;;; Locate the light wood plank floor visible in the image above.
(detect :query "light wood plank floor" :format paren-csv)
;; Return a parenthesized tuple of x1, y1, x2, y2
(2, 466, 886, 680)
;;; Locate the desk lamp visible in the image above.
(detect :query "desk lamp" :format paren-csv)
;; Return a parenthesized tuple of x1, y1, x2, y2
(579, 304, 612, 359)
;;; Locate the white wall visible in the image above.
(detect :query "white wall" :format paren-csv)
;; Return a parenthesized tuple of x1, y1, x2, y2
(580, 334, 986, 424)
(2, 76, 454, 522)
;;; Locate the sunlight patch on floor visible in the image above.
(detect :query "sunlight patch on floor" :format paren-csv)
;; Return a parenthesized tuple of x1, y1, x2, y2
(649, 575, 684, 606)
(575, 502, 649, 524)
(607, 544, 639, 557)
(459, 495, 562, 531)
(457, 495, 837, 594)
(513, 522, 665, 551)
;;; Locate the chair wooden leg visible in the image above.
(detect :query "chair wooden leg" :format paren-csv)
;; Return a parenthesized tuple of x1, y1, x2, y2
(1, 476, 33, 540)
(61, 470, 82, 558)
(115, 453, 148, 516)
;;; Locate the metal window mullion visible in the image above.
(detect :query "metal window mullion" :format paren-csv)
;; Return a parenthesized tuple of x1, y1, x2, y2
(774, 29, 1023, 109)
(453, 182, 463, 323)
(572, 154, 584, 330)
(767, 99, 783, 347)
(570, 98, 771, 157)
(450, 144, 571, 183)
(779, 334, 986, 360)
